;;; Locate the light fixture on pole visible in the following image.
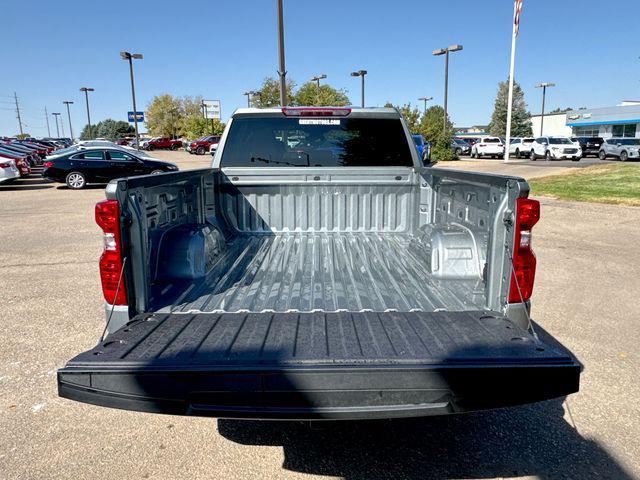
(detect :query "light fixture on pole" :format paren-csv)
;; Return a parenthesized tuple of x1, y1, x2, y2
(51, 112, 61, 138)
(432, 44, 463, 128)
(418, 96, 433, 113)
(350, 70, 367, 108)
(535, 82, 555, 136)
(120, 51, 143, 150)
(63, 101, 74, 140)
(79, 87, 94, 139)
(310, 74, 327, 88)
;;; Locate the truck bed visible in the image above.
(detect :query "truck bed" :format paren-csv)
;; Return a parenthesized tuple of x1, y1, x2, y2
(58, 311, 581, 419)
(156, 232, 483, 314)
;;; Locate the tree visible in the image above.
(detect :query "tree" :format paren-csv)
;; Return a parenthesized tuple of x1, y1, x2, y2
(145, 94, 183, 137)
(96, 119, 135, 140)
(294, 82, 350, 106)
(182, 116, 225, 140)
(252, 77, 296, 108)
(419, 105, 455, 161)
(488, 80, 532, 138)
(15, 133, 30, 140)
(79, 120, 132, 140)
(79, 124, 98, 140)
(395, 103, 421, 133)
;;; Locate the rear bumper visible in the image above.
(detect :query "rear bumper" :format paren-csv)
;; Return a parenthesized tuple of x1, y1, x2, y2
(58, 361, 581, 420)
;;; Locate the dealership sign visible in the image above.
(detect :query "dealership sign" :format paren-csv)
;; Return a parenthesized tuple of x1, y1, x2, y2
(128, 111, 145, 122)
(202, 100, 221, 120)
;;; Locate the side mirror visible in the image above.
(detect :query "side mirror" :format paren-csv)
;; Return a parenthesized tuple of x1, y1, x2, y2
(617, 143, 622, 147)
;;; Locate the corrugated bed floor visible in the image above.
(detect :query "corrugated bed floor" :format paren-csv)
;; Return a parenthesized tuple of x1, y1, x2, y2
(74, 311, 564, 366)
(158, 233, 485, 314)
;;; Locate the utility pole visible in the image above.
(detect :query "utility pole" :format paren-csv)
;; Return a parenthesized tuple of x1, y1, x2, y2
(120, 52, 143, 150)
(63, 101, 74, 140)
(276, 0, 287, 106)
(52, 112, 61, 138)
(44, 106, 51, 137)
(79, 87, 94, 139)
(418, 96, 433, 114)
(243, 91, 252, 107)
(350, 70, 367, 108)
(14, 92, 23, 135)
(535, 83, 555, 136)
(432, 45, 463, 128)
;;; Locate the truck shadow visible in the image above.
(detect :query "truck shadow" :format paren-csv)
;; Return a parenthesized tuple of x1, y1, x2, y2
(218, 399, 632, 479)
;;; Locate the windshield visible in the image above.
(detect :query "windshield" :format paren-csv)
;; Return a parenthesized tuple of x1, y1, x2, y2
(483, 138, 501, 143)
(549, 138, 572, 145)
(220, 116, 414, 167)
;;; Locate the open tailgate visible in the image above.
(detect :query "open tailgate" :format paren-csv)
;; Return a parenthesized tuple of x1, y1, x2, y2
(58, 311, 581, 420)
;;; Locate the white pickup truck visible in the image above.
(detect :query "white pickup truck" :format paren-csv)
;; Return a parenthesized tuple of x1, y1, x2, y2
(58, 107, 581, 420)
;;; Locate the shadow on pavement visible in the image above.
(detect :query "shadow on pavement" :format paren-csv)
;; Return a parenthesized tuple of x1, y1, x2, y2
(218, 399, 633, 479)
(0, 184, 54, 191)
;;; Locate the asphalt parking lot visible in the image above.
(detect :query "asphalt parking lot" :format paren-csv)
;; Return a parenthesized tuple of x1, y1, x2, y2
(1, 151, 639, 479)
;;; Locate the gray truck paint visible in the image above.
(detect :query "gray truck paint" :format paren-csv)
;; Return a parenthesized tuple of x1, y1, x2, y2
(102, 108, 529, 334)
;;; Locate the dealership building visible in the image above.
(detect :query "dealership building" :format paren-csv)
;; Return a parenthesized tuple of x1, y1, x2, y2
(531, 101, 640, 138)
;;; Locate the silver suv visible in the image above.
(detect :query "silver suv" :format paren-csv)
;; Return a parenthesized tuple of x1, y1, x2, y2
(599, 138, 640, 161)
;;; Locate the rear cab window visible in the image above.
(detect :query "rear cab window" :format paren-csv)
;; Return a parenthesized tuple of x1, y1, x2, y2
(220, 116, 414, 168)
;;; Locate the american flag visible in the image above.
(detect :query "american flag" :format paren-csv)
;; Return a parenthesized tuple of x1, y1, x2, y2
(514, 0, 523, 36)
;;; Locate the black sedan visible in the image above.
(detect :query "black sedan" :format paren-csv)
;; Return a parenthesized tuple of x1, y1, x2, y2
(42, 147, 178, 189)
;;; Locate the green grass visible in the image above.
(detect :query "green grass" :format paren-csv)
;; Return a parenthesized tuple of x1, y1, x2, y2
(529, 163, 640, 206)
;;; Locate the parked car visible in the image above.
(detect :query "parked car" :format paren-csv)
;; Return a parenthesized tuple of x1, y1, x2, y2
(187, 135, 221, 155)
(529, 136, 582, 161)
(470, 137, 504, 159)
(0, 158, 20, 184)
(0, 142, 42, 166)
(144, 137, 182, 151)
(0, 149, 31, 177)
(598, 138, 640, 161)
(451, 138, 471, 156)
(42, 147, 179, 189)
(58, 106, 581, 420)
(508, 137, 535, 159)
(572, 137, 603, 157)
(411, 134, 430, 161)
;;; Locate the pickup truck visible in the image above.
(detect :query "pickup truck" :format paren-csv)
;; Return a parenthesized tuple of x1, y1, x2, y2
(145, 137, 182, 151)
(58, 107, 581, 420)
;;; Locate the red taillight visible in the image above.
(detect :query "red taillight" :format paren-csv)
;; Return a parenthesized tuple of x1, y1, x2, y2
(479, 144, 486, 147)
(508, 197, 540, 303)
(96, 199, 127, 305)
(43, 161, 53, 168)
(0, 162, 11, 169)
(282, 107, 351, 117)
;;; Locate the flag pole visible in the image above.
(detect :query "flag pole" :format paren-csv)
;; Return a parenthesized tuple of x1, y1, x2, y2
(504, 0, 519, 163)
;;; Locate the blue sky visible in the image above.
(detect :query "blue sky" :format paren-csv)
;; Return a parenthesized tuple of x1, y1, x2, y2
(1, 0, 639, 136)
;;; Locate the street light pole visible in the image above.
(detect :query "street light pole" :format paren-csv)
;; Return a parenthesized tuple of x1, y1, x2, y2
(276, 0, 287, 106)
(44, 106, 51, 137)
(243, 91, 252, 107)
(79, 87, 94, 139)
(310, 74, 326, 88)
(535, 82, 555, 136)
(52, 112, 61, 138)
(418, 96, 433, 114)
(432, 44, 463, 128)
(121, 51, 143, 150)
(350, 70, 367, 107)
(63, 101, 74, 140)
